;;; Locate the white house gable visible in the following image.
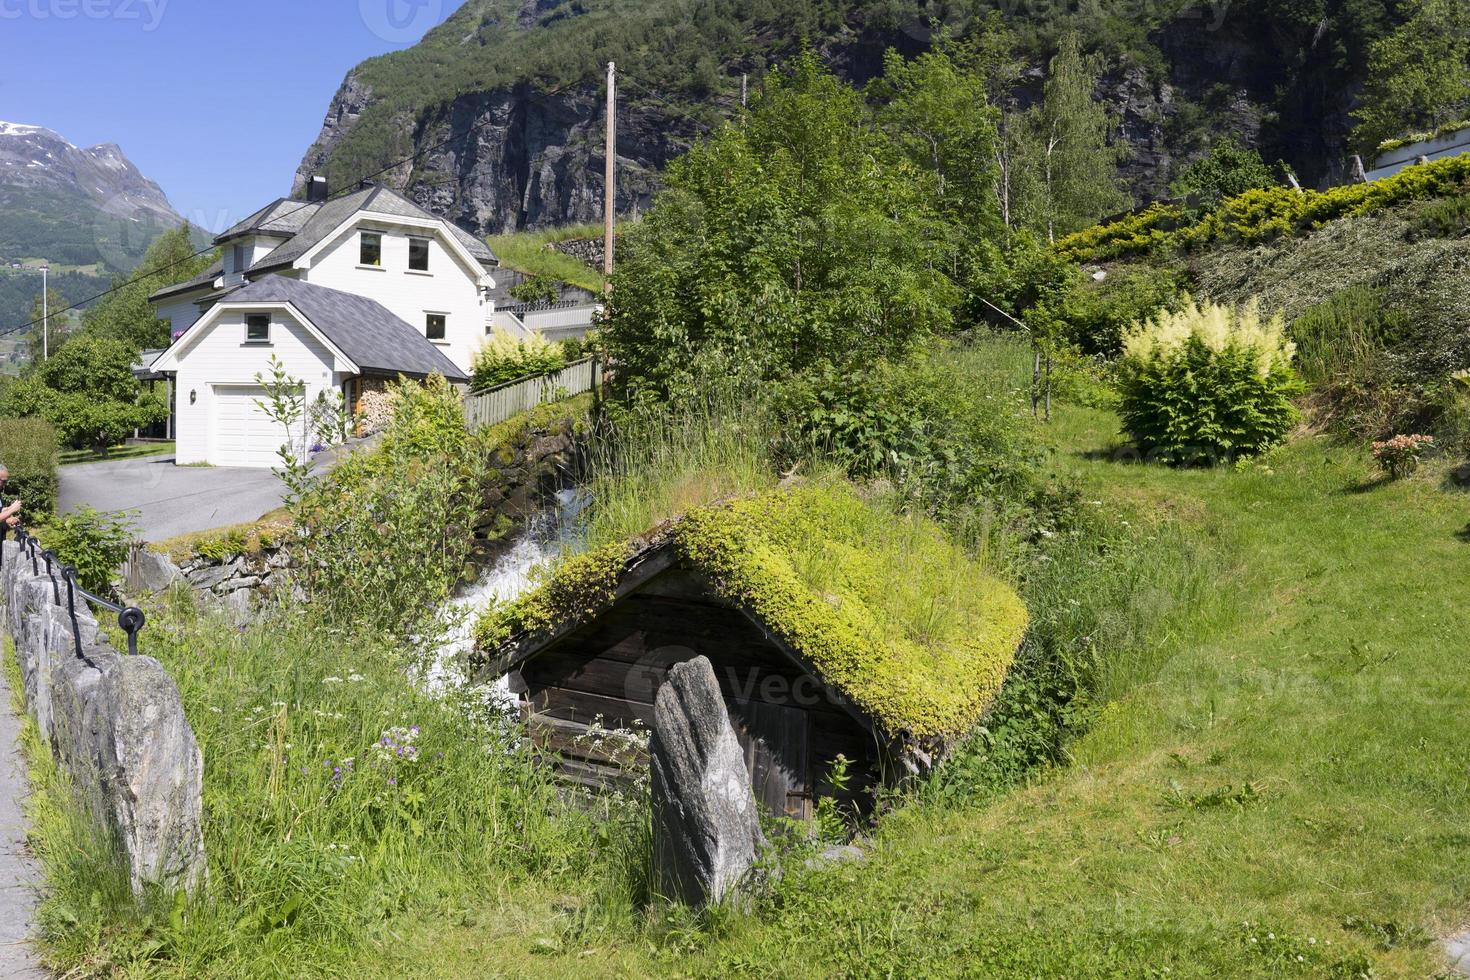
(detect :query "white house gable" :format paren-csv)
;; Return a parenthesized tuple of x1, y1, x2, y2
(161, 305, 350, 466)
(292, 213, 491, 373)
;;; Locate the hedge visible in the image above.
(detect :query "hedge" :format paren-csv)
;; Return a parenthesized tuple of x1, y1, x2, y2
(0, 417, 59, 516)
(1059, 154, 1470, 263)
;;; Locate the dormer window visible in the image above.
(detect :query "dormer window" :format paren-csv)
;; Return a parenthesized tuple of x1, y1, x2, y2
(232, 244, 248, 275)
(360, 232, 382, 267)
(245, 315, 270, 344)
(409, 237, 430, 272)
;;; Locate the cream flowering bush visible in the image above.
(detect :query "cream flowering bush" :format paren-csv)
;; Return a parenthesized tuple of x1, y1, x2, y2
(1118, 297, 1304, 463)
(470, 329, 567, 390)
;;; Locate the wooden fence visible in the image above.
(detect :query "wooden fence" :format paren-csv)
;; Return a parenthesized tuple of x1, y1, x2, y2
(463, 356, 598, 430)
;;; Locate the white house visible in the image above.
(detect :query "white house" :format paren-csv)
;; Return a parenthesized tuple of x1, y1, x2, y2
(148, 181, 497, 467)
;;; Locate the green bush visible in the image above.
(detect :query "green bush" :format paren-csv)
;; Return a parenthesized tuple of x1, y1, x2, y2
(0, 335, 167, 450)
(470, 330, 567, 390)
(770, 340, 1043, 516)
(0, 417, 58, 516)
(1406, 192, 1470, 240)
(35, 506, 136, 596)
(1118, 298, 1304, 463)
(295, 375, 485, 635)
(1060, 262, 1186, 355)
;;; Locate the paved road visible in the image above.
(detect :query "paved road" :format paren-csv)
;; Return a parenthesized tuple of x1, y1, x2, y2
(0, 664, 47, 979)
(57, 456, 287, 542)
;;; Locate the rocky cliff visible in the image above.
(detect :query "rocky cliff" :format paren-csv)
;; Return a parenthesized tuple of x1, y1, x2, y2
(293, 0, 1372, 234)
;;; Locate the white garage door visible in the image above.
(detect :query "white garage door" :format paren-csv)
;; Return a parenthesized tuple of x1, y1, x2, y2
(212, 385, 294, 468)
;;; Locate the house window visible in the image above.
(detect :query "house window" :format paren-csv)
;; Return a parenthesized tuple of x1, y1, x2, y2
(409, 238, 430, 272)
(245, 314, 270, 344)
(425, 313, 447, 341)
(232, 244, 248, 274)
(360, 232, 382, 267)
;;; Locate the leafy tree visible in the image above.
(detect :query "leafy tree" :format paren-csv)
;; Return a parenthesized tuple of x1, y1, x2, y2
(1025, 33, 1130, 242)
(82, 224, 215, 352)
(1352, 0, 1470, 152)
(1, 334, 166, 450)
(507, 274, 561, 306)
(606, 50, 954, 401)
(869, 44, 1001, 242)
(1170, 137, 1278, 210)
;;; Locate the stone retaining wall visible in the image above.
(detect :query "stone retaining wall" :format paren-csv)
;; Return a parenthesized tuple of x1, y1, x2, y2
(1, 541, 206, 894)
(124, 542, 291, 621)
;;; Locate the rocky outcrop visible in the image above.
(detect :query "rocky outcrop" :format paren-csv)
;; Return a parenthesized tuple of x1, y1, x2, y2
(649, 656, 764, 907)
(123, 541, 293, 624)
(1, 541, 206, 894)
(475, 404, 587, 540)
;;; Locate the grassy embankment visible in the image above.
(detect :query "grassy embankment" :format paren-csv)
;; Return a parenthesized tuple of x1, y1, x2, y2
(379, 404, 1470, 976)
(486, 224, 605, 295)
(14, 338, 1470, 976)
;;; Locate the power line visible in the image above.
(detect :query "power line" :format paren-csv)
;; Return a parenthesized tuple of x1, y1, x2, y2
(5, 80, 593, 338)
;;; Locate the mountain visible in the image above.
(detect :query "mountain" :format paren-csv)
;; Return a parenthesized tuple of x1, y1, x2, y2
(0, 120, 187, 271)
(294, 0, 1412, 235)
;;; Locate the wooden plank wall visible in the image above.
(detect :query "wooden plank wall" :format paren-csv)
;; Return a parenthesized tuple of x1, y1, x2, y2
(516, 589, 881, 820)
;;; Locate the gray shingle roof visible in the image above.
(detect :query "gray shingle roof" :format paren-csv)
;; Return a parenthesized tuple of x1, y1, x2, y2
(148, 258, 223, 302)
(217, 198, 322, 241)
(222, 277, 469, 382)
(248, 185, 497, 273)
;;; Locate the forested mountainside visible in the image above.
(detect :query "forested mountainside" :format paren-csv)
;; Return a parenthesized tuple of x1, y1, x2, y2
(295, 0, 1420, 233)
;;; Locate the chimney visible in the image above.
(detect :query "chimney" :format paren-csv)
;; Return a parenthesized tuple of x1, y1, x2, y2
(307, 175, 329, 203)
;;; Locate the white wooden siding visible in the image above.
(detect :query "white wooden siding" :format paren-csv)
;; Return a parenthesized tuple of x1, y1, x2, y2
(156, 296, 205, 337)
(300, 223, 488, 374)
(171, 307, 345, 466)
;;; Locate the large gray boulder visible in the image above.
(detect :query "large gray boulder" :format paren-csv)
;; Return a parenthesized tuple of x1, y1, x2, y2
(123, 546, 181, 594)
(649, 656, 764, 906)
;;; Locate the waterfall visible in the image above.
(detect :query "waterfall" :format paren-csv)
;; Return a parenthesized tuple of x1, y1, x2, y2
(421, 488, 589, 695)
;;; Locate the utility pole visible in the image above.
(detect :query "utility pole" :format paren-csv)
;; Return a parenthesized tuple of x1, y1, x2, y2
(603, 61, 616, 294)
(741, 73, 748, 108)
(40, 264, 49, 360)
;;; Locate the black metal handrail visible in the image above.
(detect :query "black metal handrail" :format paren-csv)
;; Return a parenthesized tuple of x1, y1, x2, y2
(1, 523, 146, 658)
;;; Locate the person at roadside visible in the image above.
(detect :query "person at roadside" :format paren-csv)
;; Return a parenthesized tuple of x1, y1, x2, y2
(0, 465, 22, 528)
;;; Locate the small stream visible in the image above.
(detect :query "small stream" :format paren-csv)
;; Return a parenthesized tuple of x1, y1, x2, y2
(422, 488, 590, 695)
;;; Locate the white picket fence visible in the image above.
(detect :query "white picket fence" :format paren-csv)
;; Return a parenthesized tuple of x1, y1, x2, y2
(463, 356, 598, 430)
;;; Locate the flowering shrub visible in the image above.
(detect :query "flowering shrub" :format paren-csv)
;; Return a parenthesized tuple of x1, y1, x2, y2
(1118, 298, 1304, 463)
(470, 329, 567, 390)
(1371, 433, 1434, 478)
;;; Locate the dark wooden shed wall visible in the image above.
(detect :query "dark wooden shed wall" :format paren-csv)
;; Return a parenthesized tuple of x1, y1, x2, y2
(513, 578, 882, 820)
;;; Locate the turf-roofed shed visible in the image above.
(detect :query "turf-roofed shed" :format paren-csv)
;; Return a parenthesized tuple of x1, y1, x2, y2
(471, 481, 1028, 820)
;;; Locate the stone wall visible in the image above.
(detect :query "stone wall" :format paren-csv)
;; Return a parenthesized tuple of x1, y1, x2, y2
(1, 541, 206, 894)
(123, 542, 291, 622)
(477, 403, 588, 542)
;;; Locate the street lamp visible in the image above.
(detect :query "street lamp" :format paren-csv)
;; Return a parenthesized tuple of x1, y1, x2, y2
(40, 264, 49, 361)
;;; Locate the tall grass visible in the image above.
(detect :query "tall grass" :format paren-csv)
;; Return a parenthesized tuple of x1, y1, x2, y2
(579, 398, 785, 550)
(24, 592, 652, 976)
(486, 224, 605, 294)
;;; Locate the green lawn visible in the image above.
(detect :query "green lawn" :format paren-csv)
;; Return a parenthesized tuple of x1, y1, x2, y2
(58, 441, 174, 466)
(370, 406, 1470, 977)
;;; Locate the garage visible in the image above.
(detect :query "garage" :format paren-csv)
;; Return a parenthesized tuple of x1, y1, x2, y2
(211, 385, 294, 468)
(150, 278, 470, 468)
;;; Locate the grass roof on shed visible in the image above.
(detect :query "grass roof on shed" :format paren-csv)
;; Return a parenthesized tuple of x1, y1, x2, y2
(475, 480, 1028, 741)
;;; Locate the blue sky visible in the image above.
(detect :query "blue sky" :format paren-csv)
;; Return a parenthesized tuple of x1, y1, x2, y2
(0, 0, 459, 233)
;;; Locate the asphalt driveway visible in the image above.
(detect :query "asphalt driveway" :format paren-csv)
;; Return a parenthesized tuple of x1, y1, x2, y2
(58, 455, 288, 542)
